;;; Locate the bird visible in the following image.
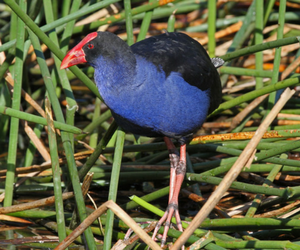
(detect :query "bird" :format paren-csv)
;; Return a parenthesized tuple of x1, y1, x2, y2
(61, 31, 223, 247)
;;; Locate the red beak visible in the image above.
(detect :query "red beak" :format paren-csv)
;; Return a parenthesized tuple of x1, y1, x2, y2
(60, 32, 98, 69)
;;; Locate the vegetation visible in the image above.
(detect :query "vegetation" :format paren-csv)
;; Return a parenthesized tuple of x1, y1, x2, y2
(1, 0, 300, 249)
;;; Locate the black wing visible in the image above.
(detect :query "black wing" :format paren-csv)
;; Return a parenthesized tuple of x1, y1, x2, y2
(130, 32, 222, 113)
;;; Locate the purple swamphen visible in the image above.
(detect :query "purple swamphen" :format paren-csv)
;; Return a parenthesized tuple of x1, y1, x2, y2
(61, 31, 223, 246)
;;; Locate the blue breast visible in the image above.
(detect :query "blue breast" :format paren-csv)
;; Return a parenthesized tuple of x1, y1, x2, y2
(95, 55, 211, 143)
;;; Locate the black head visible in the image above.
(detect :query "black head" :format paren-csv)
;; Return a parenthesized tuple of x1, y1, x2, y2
(61, 31, 134, 69)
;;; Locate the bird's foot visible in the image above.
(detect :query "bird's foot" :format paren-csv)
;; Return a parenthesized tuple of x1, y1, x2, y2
(124, 221, 156, 240)
(151, 203, 184, 249)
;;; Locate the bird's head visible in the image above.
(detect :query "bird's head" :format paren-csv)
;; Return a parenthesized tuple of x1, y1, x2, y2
(60, 32, 124, 69)
(61, 31, 134, 70)
(61, 32, 98, 69)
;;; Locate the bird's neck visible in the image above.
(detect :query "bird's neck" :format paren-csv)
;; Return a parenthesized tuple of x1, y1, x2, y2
(93, 49, 137, 93)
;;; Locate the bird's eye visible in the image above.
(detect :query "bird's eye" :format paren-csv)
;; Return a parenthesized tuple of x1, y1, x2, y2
(88, 44, 94, 49)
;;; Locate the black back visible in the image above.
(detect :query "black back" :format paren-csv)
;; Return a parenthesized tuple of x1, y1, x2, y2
(131, 32, 222, 113)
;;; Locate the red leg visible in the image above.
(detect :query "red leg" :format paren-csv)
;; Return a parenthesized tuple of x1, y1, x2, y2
(152, 138, 186, 248)
(163, 137, 179, 202)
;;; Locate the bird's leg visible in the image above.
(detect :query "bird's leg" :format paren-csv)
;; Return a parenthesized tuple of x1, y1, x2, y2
(161, 144, 186, 247)
(152, 138, 186, 249)
(164, 137, 180, 202)
(151, 138, 179, 242)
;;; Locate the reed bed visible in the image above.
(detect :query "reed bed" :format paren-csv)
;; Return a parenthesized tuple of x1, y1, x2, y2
(1, 0, 300, 249)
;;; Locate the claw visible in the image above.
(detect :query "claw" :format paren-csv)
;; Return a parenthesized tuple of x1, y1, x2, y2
(150, 137, 187, 248)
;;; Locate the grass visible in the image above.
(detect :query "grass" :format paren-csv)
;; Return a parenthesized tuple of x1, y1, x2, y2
(1, 0, 300, 249)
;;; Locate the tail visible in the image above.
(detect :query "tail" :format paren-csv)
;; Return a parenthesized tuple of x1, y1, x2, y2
(211, 57, 224, 68)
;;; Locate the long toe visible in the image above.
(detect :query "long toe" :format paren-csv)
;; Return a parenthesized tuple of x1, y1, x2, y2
(151, 203, 184, 248)
(151, 211, 168, 242)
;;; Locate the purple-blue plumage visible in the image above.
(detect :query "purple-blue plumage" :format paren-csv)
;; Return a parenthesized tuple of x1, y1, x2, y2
(78, 31, 222, 143)
(61, 31, 223, 247)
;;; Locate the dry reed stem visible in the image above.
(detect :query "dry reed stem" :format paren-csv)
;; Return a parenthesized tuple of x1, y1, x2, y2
(181, 189, 230, 218)
(229, 94, 269, 131)
(0, 40, 5, 64)
(198, 21, 242, 45)
(111, 221, 157, 250)
(54, 200, 162, 250)
(81, 172, 94, 198)
(0, 168, 44, 203)
(264, 26, 291, 43)
(255, 200, 300, 218)
(172, 88, 295, 250)
(0, 167, 49, 203)
(0, 236, 59, 245)
(281, 55, 300, 80)
(202, 119, 300, 129)
(0, 214, 33, 224)
(87, 192, 105, 237)
(5, 73, 46, 118)
(75, 4, 120, 27)
(222, 80, 257, 94)
(69, 173, 94, 230)
(279, 206, 300, 218)
(266, 172, 300, 182)
(280, 1, 300, 8)
(226, 196, 278, 217)
(192, 130, 289, 144)
(0, 70, 51, 201)
(23, 122, 51, 161)
(0, 151, 93, 177)
(0, 192, 74, 214)
(27, 43, 48, 63)
(244, 148, 257, 169)
(277, 113, 300, 120)
(243, 42, 300, 68)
